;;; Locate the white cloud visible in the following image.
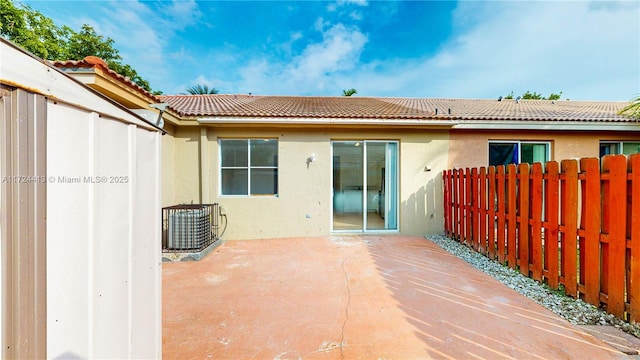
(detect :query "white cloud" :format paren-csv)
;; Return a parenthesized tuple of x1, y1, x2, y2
(160, 0, 202, 30)
(338, 0, 368, 7)
(71, 1, 205, 93)
(349, 10, 363, 21)
(328, 0, 367, 12)
(236, 23, 367, 95)
(227, 1, 637, 100)
(30, 0, 636, 99)
(414, 1, 640, 100)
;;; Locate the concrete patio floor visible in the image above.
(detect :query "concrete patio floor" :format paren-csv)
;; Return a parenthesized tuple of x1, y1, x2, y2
(163, 236, 629, 359)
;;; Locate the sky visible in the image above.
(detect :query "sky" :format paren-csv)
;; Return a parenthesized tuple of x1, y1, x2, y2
(23, 0, 640, 101)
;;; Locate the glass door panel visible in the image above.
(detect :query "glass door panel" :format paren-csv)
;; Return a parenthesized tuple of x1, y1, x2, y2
(365, 143, 386, 230)
(332, 142, 364, 230)
(384, 142, 398, 230)
(332, 141, 398, 232)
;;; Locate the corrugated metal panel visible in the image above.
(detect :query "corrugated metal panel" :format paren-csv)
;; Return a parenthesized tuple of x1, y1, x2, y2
(0, 86, 48, 359)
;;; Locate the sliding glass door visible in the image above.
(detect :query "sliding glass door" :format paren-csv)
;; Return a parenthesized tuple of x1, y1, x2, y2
(332, 141, 398, 232)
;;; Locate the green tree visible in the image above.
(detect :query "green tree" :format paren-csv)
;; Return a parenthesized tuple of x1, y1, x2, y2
(65, 24, 121, 62)
(342, 88, 357, 96)
(547, 91, 563, 101)
(65, 25, 152, 92)
(503, 90, 563, 100)
(618, 95, 640, 120)
(185, 84, 219, 94)
(522, 91, 544, 100)
(0, 0, 70, 59)
(0, 0, 154, 93)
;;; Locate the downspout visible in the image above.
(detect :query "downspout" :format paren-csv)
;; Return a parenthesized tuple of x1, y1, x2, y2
(199, 127, 210, 204)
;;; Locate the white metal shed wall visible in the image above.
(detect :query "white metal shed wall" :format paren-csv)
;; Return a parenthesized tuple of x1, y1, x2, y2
(46, 103, 161, 359)
(1, 39, 162, 359)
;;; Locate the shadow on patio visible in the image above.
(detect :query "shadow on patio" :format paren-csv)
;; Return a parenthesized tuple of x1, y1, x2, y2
(162, 236, 626, 359)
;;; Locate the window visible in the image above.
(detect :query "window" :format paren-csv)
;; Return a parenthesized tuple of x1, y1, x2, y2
(600, 141, 640, 157)
(489, 141, 549, 166)
(220, 139, 278, 196)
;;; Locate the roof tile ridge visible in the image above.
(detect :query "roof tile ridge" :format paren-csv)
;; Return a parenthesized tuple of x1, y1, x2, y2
(51, 56, 161, 102)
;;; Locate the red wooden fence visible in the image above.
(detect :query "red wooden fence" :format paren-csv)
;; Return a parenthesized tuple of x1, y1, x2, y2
(443, 154, 640, 322)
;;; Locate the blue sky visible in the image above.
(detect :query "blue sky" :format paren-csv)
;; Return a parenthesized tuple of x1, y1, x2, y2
(24, 0, 640, 100)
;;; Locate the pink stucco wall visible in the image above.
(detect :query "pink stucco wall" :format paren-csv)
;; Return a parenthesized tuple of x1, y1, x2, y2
(448, 130, 640, 169)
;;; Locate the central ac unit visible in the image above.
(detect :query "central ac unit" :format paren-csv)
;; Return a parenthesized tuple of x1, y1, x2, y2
(167, 208, 210, 250)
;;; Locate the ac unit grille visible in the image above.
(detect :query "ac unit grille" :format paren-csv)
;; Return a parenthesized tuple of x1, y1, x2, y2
(162, 204, 218, 252)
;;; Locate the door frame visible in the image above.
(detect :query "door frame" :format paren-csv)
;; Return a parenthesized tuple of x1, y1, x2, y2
(330, 140, 399, 233)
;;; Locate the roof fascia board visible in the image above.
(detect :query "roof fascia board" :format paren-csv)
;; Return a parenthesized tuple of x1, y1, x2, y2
(197, 116, 456, 127)
(453, 121, 640, 131)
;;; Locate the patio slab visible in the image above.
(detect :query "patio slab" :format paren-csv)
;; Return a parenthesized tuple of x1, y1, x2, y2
(163, 236, 629, 359)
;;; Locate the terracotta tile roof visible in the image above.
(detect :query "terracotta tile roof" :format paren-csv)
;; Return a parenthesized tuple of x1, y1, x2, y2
(159, 94, 633, 123)
(50, 56, 162, 103)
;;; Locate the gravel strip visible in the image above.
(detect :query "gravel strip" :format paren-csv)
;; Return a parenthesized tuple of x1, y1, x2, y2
(427, 233, 640, 337)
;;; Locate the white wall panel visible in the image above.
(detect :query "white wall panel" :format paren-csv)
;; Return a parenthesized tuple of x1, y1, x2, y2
(45, 99, 161, 359)
(46, 103, 93, 359)
(131, 127, 162, 358)
(92, 116, 132, 358)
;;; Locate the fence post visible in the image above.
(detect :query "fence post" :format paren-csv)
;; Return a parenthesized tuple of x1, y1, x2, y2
(580, 158, 601, 306)
(465, 168, 472, 246)
(487, 166, 497, 260)
(545, 161, 560, 289)
(518, 163, 531, 276)
(497, 166, 507, 264)
(479, 167, 487, 255)
(453, 169, 460, 240)
(443, 170, 451, 235)
(507, 164, 518, 269)
(629, 154, 640, 323)
(458, 168, 466, 242)
(531, 163, 544, 281)
(602, 155, 627, 318)
(471, 168, 479, 251)
(561, 159, 578, 297)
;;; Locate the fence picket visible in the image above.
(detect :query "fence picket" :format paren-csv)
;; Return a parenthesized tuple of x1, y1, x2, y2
(580, 158, 601, 305)
(545, 161, 560, 289)
(561, 160, 578, 297)
(471, 168, 479, 251)
(497, 166, 506, 264)
(531, 163, 543, 281)
(518, 163, 531, 276)
(479, 167, 487, 255)
(602, 155, 627, 318)
(465, 168, 472, 246)
(630, 154, 640, 322)
(443, 170, 451, 235)
(487, 167, 497, 260)
(507, 164, 518, 269)
(453, 169, 460, 240)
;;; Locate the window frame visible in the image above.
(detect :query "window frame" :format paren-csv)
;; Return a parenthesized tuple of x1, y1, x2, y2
(488, 140, 551, 166)
(600, 141, 640, 157)
(219, 138, 279, 197)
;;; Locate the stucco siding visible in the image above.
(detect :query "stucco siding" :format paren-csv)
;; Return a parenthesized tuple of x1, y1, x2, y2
(169, 127, 449, 240)
(173, 126, 201, 203)
(448, 130, 640, 169)
(399, 133, 449, 236)
(161, 123, 176, 206)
